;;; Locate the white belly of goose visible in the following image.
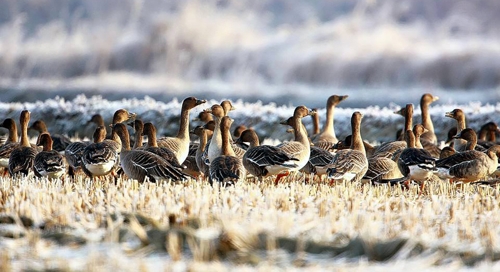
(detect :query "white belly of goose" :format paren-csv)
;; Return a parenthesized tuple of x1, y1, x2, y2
(85, 160, 116, 176)
(409, 165, 434, 181)
(0, 158, 9, 168)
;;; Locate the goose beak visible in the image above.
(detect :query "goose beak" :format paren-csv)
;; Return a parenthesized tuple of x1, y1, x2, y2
(309, 109, 316, 116)
(286, 128, 294, 133)
(279, 119, 288, 125)
(445, 112, 453, 118)
(196, 99, 207, 105)
(394, 108, 403, 115)
(192, 117, 200, 121)
(433, 96, 439, 102)
(204, 108, 212, 113)
(128, 112, 137, 119)
(340, 95, 349, 101)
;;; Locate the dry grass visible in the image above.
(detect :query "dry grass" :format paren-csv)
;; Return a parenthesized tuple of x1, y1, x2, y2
(1, 174, 500, 271)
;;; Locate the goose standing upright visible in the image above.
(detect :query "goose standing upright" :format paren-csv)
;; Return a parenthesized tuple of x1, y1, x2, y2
(273, 106, 314, 183)
(419, 93, 439, 144)
(157, 97, 206, 164)
(326, 111, 368, 183)
(113, 123, 187, 183)
(34, 133, 66, 179)
(0, 118, 19, 169)
(313, 95, 348, 150)
(445, 109, 467, 151)
(8, 110, 38, 177)
(209, 116, 246, 185)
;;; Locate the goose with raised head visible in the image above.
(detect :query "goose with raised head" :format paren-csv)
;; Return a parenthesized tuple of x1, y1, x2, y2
(221, 100, 236, 116)
(0, 118, 19, 169)
(192, 126, 211, 177)
(436, 128, 500, 183)
(326, 111, 368, 183)
(236, 128, 299, 181)
(273, 106, 314, 182)
(313, 95, 348, 151)
(113, 123, 187, 183)
(81, 126, 119, 178)
(205, 104, 246, 164)
(29, 119, 72, 152)
(477, 121, 500, 149)
(209, 116, 246, 185)
(419, 93, 439, 144)
(128, 119, 145, 150)
(445, 109, 467, 151)
(280, 119, 333, 177)
(8, 110, 38, 177)
(157, 97, 206, 164)
(142, 122, 184, 171)
(34, 133, 66, 179)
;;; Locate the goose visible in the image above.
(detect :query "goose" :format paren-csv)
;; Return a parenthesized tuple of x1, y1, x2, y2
(0, 118, 19, 169)
(419, 93, 439, 144)
(445, 109, 467, 151)
(141, 122, 185, 173)
(209, 116, 246, 185)
(280, 119, 333, 177)
(326, 111, 368, 183)
(312, 95, 348, 151)
(235, 128, 299, 181)
(363, 156, 403, 185)
(8, 110, 38, 177)
(396, 104, 440, 158)
(221, 100, 236, 116)
(113, 123, 187, 183)
(157, 97, 206, 164)
(33, 133, 66, 179)
(29, 119, 72, 152)
(64, 141, 90, 176)
(205, 104, 246, 164)
(436, 128, 500, 183)
(192, 126, 211, 177)
(81, 126, 119, 178)
(335, 135, 377, 158)
(477, 122, 500, 149)
(396, 129, 437, 191)
(272, 106, 314, 183)
(128, 119, 145, 150)
(192, 110, 213, 124)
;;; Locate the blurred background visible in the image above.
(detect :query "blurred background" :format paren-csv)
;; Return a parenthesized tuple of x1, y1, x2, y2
(0, 0, 499, 107)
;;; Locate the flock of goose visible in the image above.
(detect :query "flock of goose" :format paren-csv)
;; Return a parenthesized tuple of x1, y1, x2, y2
(0, 94, 499, 191)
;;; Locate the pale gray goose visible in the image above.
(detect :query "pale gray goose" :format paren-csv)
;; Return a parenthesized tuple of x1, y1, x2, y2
(326, 111, 368, 183)
(113, 123, 187, 183)
(8, 110, 38, 177)
(436, 128, 500, 183)
(445, 109, 468, 151)
(81, 126, 119, 178)
(29, 119, 72, 152)
(419, 93, 439, 144)
(272, 106, 314, 183)
(0, 118, 19, 169)
(141, 122, 185, 173)
(236, 128, 299, 181)
(209, 116, 246, 186)
(157, 97, 206, 164)
(34, 133, 66, 179)
(312, 95, 348, 149)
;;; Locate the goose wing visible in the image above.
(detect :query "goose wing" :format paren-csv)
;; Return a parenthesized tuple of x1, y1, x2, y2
(327, 149, 368, 181)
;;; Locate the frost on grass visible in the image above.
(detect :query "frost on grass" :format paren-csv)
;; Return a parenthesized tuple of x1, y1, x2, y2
(1, 175, 500, 270)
